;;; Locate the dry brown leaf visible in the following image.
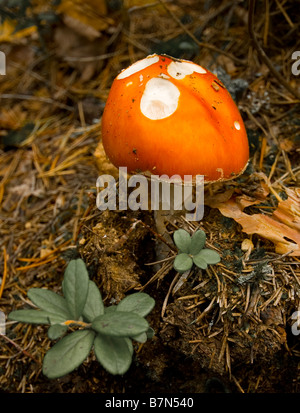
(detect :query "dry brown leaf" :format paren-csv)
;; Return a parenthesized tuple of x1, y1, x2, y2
(206, 182, 300, 256)
(219, 200, 300, 255)
(273, 188, 300, 232)
(62, 14, 101, 41)
(57, 0, 109, 40)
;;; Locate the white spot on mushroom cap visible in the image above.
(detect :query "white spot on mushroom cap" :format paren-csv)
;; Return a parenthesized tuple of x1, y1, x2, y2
(140, 77, 180, 120)
(117, 55, 159, 80)
(167, 60, 207, 79)
(234, 121, 241, 130)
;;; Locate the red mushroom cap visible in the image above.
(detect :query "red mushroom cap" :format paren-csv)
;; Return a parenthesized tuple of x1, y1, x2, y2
(101, 54, 249, 182)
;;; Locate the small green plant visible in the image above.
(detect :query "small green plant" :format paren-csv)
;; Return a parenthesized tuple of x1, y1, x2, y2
(8, 259, 155, 379)
(173, 229, 221, 273)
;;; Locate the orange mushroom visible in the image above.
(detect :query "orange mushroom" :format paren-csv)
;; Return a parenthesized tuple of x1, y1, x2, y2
(101, 54, 249, 183)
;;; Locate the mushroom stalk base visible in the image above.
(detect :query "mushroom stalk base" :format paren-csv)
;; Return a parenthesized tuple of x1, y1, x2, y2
(153, 183, 184, 262)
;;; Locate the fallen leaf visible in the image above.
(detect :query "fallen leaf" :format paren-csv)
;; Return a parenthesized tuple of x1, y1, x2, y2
(205, 178, 300, 256)
(273, 188, 300, 232)
(222, 205, 300, 256)
(57, 0, 109, 40)
(0, 19, 37, 43)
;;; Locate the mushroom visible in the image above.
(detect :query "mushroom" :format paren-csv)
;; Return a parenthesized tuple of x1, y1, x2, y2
(102, 54, 249, 182)
(100, 54, 249, 250)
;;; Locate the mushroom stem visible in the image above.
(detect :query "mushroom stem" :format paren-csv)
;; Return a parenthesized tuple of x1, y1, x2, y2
(153, 180, 195, 260)
(153, 182, 176, 262)
(153, 177, 205, 260)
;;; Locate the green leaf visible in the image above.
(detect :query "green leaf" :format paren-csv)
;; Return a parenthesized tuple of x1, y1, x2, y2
(116, 293, 155, 317)
(92, 311, 149, 337)
(94, 334, 133, 375)
(8, 309, 66, 325)
(28, 288, 71, 319)
(62, 259, 89, 320)
(173, 229, 191, 253)
(192, 253, 207, 269)
(197, 248, 221, 265)
(104, 305, 117, 313)
(48, 324, 68, 340)
(132, 326, 155, 343)
(146, 327, 155, 339)
(42, 330, 95, 379)
(173, 253, 193, 273)
(189, 230, 206, 255)
(131, 332, 148, 343)
(82, 281, 104, 322)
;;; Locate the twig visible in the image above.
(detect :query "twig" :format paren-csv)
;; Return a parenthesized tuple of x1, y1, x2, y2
(128, 0, 173, 13)
(0, 334, 41, 365)
(248, 0, 300, 100)
(63, 320, 91, 328)
(63, 49, 126, 63)
(0, 94, 74, 112)
(231, 374, 245, 393)
(161, 272, 180, 318)
(247, 250, 294, 264)
(145, 255, 175, 266)
(157, 0, 246, 66)
(274, 0, 294, 29)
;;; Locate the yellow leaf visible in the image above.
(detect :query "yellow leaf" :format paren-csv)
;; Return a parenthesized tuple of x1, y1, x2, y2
(57, 0, 110, 39)
(0, 19, 36, 43)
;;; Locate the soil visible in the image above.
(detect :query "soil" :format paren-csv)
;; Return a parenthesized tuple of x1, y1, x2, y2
(3, 201, 299, 394)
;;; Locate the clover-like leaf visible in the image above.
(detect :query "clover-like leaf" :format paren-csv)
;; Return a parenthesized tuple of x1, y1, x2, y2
(189, 230, 206, 255)
(192, 254, 208, 270)
(197, 248, 221, 265)
(173, 253, 193, 273)
(173, 229, 191, 253)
